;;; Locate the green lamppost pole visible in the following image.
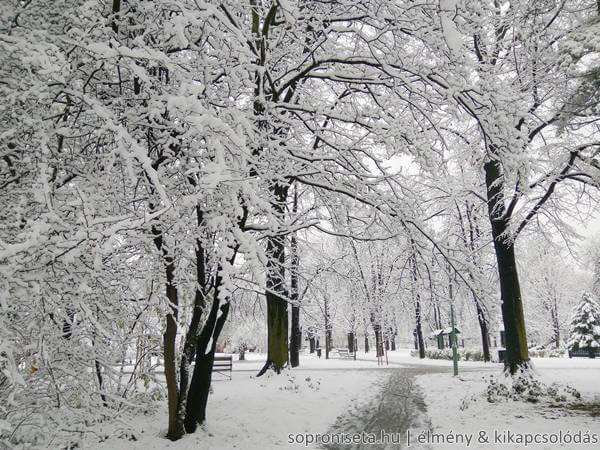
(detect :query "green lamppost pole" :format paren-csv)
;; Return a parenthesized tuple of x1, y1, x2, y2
(446, 257, 459, 377)
(450, 303, 459, 376)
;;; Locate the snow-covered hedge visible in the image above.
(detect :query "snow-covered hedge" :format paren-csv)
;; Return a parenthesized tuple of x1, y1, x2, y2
(411, 348, 488, 361)
(527, 346, 567, 358)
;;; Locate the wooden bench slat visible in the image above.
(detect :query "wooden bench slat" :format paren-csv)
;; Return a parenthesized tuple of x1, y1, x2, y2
(212, 355, 233, 379)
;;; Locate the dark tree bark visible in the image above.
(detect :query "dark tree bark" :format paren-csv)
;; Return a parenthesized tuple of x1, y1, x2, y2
(474, 296, 491, 362)
(551, 314, 560, 349)
(258, 183, 289, 376)
(325, 328, 332, 360)
(309, 336, 316, 353)
(184, 290, 230, 432)
(415, 304, 425, 359)
(374, 328, 384, 357)
(364, 335, 369, 353)
(457, 200, 491, 362)
(347, 332, 355, 353)
(410, 253, 425, 359)
(324, 295, 332, 359)
(433, 303, 442, 330)
(94, 358, 107, 407)
(62, 306, 75, 340)
(174, 205, 209, 434)
(151, 225, 184, 440)
(289, 186, 301, 368)
(484, 160, 530, 374)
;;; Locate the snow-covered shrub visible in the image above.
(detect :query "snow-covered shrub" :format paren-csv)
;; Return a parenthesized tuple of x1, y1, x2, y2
(484, 373, 581, 404)
(304, 376, 321, 392)
(567, 292, 600, 354)
(411, 348, 487, 361)
(485, 376, 510, 402)
(427, 349, 454, 360)
(528, 346, 567, 358)
(461, 349, 486, 361)
(280, 373, 301, 393)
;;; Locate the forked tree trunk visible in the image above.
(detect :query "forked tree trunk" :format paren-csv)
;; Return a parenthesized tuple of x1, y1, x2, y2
(175, 210, 208, 434)
(185, 291, 230, 432)
(485, 160, 530, 374)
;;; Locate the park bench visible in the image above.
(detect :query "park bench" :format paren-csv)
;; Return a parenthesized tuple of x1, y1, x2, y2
(568, 348, 600, 359)
(212, 354, 233, 379)
(334, 348, 354, 359)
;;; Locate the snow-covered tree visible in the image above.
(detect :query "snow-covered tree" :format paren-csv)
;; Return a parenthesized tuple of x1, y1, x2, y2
(567, 292, 600, 354)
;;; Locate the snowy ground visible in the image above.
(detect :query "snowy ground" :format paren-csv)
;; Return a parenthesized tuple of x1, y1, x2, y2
(87, 350, 600, 449)
(92, 352, 385, 450)
(416, 357, 600, 450)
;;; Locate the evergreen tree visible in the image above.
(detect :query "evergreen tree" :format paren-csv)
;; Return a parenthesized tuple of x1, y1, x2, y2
(567, 292, 600, 355)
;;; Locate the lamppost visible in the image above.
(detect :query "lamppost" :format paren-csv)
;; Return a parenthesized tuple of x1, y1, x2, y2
(448, 261, 459, 377)
(450, 303, 459, 376)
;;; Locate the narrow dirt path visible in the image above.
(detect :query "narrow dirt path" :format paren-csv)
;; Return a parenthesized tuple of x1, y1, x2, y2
(322, 366, 448, 449)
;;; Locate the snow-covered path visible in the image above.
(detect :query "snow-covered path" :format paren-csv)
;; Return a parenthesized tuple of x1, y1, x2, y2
(322, 365, 449, 450)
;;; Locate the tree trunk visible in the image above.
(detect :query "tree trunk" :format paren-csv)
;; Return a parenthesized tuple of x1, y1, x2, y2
(347, 332, 354, 353)
(410, 254, 425, 359)
(309, 336, 315, 353)
(176, 220, 209, 434)
(184, 281, 230, 432)
(259, 184, 289, 376)
(415, 302, 425, 359)
(259, 288, 288, 374)
(485, 160, 530, 374)
(289, 187, 300, 367)
(551, 306, 560, 348)
(364, 335, 369, 353)
(92, 357, 106, 405)
(474, 296, 491, 362)
(324, 295, 331, 359)
(152, 226, 184, 441)
(375, 329, 384, 357)
(290, 305, 300, 367)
